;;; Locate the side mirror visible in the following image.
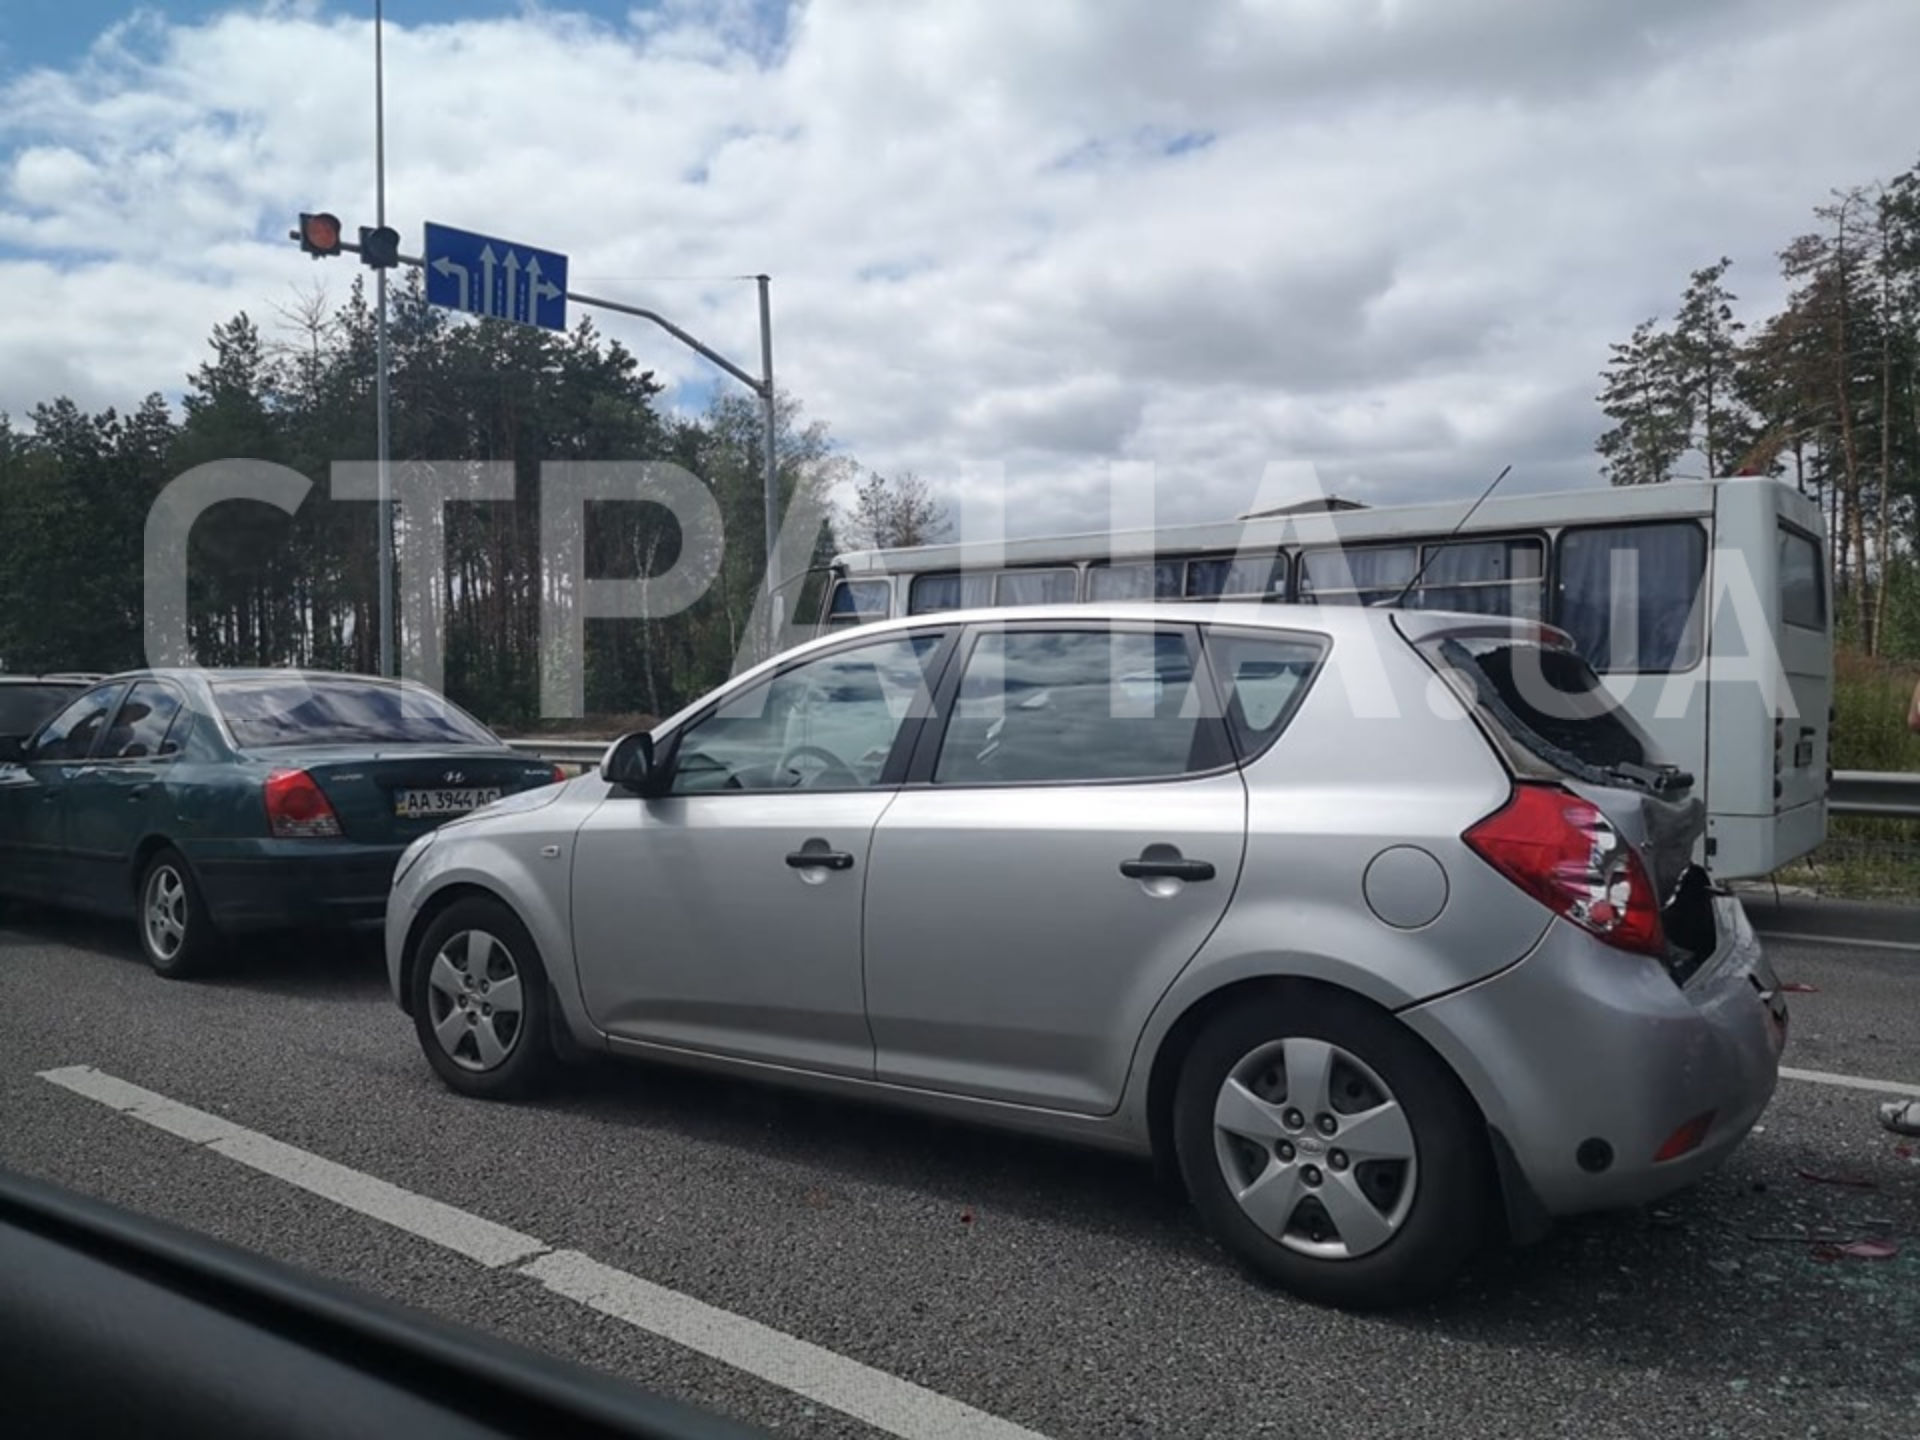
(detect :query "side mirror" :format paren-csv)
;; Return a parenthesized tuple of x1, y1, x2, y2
(0, 736, 25, 765)
(601, 732, 661, 795)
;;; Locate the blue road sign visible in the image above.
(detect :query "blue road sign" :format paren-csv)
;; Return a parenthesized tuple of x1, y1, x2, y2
(422, 222, 568, 332)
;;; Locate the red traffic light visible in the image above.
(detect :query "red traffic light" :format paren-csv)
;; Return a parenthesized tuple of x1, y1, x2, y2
(293, 212, 342, 258)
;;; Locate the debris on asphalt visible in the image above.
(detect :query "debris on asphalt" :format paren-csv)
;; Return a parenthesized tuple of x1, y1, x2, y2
(1810, 1238, 1899, 1262)
(1778, 981, 1819, 993)
(1794, 1168, 1878, 1190)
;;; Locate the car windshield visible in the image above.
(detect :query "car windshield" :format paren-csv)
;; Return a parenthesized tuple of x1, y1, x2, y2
(0, 685, 79, 737)
(211, 678, 501, 749)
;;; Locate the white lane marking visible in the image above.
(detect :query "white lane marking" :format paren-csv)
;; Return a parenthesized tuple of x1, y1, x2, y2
(524, 1250, 1050, 1440)
(39, 1062, 247, 1145)
(1756, 930, 1920, 954)
(1781, 1066, 1920, 1099)
(38, 1065, 1056, 1440)
(37, 1065, 547, 1268)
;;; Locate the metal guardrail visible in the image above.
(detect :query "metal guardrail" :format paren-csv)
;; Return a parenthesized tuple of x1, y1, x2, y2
(506, 740, 1920, 819)
(508, 738, 608, 776)
(510, 739, 610, 764)
(1831, 770, 1920, 821)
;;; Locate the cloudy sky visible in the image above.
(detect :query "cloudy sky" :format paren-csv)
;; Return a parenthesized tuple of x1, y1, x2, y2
(3, 0, 1918, 539)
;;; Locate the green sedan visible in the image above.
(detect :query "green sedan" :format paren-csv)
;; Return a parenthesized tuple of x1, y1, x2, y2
(0, 669, 564, 977)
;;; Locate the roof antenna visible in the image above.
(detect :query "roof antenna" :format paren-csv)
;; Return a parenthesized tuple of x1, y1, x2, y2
(1385, 463, 1512, 609)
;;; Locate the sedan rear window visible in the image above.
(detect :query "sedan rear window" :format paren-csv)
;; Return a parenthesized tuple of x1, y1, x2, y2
(1420, 634, 1688, 794)
(212, 678, 500, 749)
(0, 685, 81, 736)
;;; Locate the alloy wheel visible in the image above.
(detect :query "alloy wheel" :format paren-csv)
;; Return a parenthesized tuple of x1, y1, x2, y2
(144, 866, 189, 963)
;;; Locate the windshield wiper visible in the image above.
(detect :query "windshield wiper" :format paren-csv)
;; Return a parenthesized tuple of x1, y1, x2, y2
(1605, 760, 1694, 795)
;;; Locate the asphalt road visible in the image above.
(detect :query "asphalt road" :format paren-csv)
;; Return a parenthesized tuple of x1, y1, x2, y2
(3, 902, 1919, 1440)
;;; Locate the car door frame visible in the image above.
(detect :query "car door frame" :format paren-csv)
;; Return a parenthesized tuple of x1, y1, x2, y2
(62, 677, 193, 916)
(892, 615, 1239, 786)
(571, 621, 966, 1072)
(0, 680, 132, 906)
(645, 622, 967, 793)
(858, 613, 1254, 1114)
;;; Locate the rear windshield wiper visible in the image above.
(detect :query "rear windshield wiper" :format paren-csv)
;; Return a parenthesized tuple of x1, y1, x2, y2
(1604, 760, 1695, 795)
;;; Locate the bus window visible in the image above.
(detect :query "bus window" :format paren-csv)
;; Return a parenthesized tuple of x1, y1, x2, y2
(910, 572, 992, 613)
(1411, 539, 1544, 618)
(993, 568, 1078, 605)
(1299, 544, 1417, 605)
(826, 579, 892, 628)
(1555, 522, 1707, 672)
(1088, 561, 1182, 600)
(1187, 553, 1285, 600)
(1778, 527, 1825, 630)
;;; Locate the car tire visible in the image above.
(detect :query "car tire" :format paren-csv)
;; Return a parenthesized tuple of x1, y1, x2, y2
(409, 896, 557, 1101)
(137, 848, 221, 979)
(1172, 988, 1495, 1310)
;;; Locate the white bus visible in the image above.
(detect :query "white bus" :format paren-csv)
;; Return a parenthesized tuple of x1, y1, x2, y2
(815, 475, 1833, 882)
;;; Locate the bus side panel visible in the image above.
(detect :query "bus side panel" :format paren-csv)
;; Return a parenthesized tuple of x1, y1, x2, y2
(1775, 624, 1831, 815)
(1698, 480, 1831, 880)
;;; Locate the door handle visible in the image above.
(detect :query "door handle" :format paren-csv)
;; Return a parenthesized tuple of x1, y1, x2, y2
(1120, 856, 1215, 882)
(128, 785, 149, 800)
(786, 850, 854, 871)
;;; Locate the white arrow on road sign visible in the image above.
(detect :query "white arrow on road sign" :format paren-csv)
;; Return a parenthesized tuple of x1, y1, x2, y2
(430, 256, 470, 311)
(503, 251, 523, 322)
(528, 255, 561, 314)
(479, 245, 500, 317)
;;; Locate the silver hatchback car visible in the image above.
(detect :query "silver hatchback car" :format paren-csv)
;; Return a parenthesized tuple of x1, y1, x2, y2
(385, 604, 1787, 1309)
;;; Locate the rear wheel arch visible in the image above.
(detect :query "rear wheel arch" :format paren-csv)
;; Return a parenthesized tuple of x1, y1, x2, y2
(133, 843, 219, 979)
(1143, 975, 1494, 1195)
(128, 834, 179, 900)
(1167, 980, 1508, 1307)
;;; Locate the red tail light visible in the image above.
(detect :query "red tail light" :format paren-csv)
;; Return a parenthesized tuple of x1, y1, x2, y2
(264, 769, 342, 839)
(1464, 783, 1665, 956)
(551, 765, 568, 785)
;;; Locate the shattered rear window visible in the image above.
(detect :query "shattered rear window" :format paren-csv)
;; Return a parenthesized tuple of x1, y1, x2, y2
(1424, 635, 1689, 794)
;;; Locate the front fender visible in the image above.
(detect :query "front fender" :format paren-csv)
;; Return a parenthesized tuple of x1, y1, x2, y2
(388, 817, 600, 1045)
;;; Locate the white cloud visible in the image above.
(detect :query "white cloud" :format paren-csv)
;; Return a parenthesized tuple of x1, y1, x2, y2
(1, 0, 1918, 539)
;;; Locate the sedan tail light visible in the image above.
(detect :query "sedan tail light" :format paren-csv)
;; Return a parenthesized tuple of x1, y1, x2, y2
(265, 769, 342, 839)
(1464, 783, 1665, 956)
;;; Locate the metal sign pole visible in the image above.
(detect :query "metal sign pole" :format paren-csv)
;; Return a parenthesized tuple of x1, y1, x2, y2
(306, 220, 785, 665)
(758, 275, 780, 656)
(373, 0, 394, 679)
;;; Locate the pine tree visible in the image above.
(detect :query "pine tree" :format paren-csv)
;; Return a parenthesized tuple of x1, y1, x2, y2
(1596, 318, 1689, 485)
(1670, 257, 1755, 477)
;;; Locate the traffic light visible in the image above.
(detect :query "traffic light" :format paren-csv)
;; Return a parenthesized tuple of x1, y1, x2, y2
(292, 212, 342, 258)
(359, 224, 401, 269)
